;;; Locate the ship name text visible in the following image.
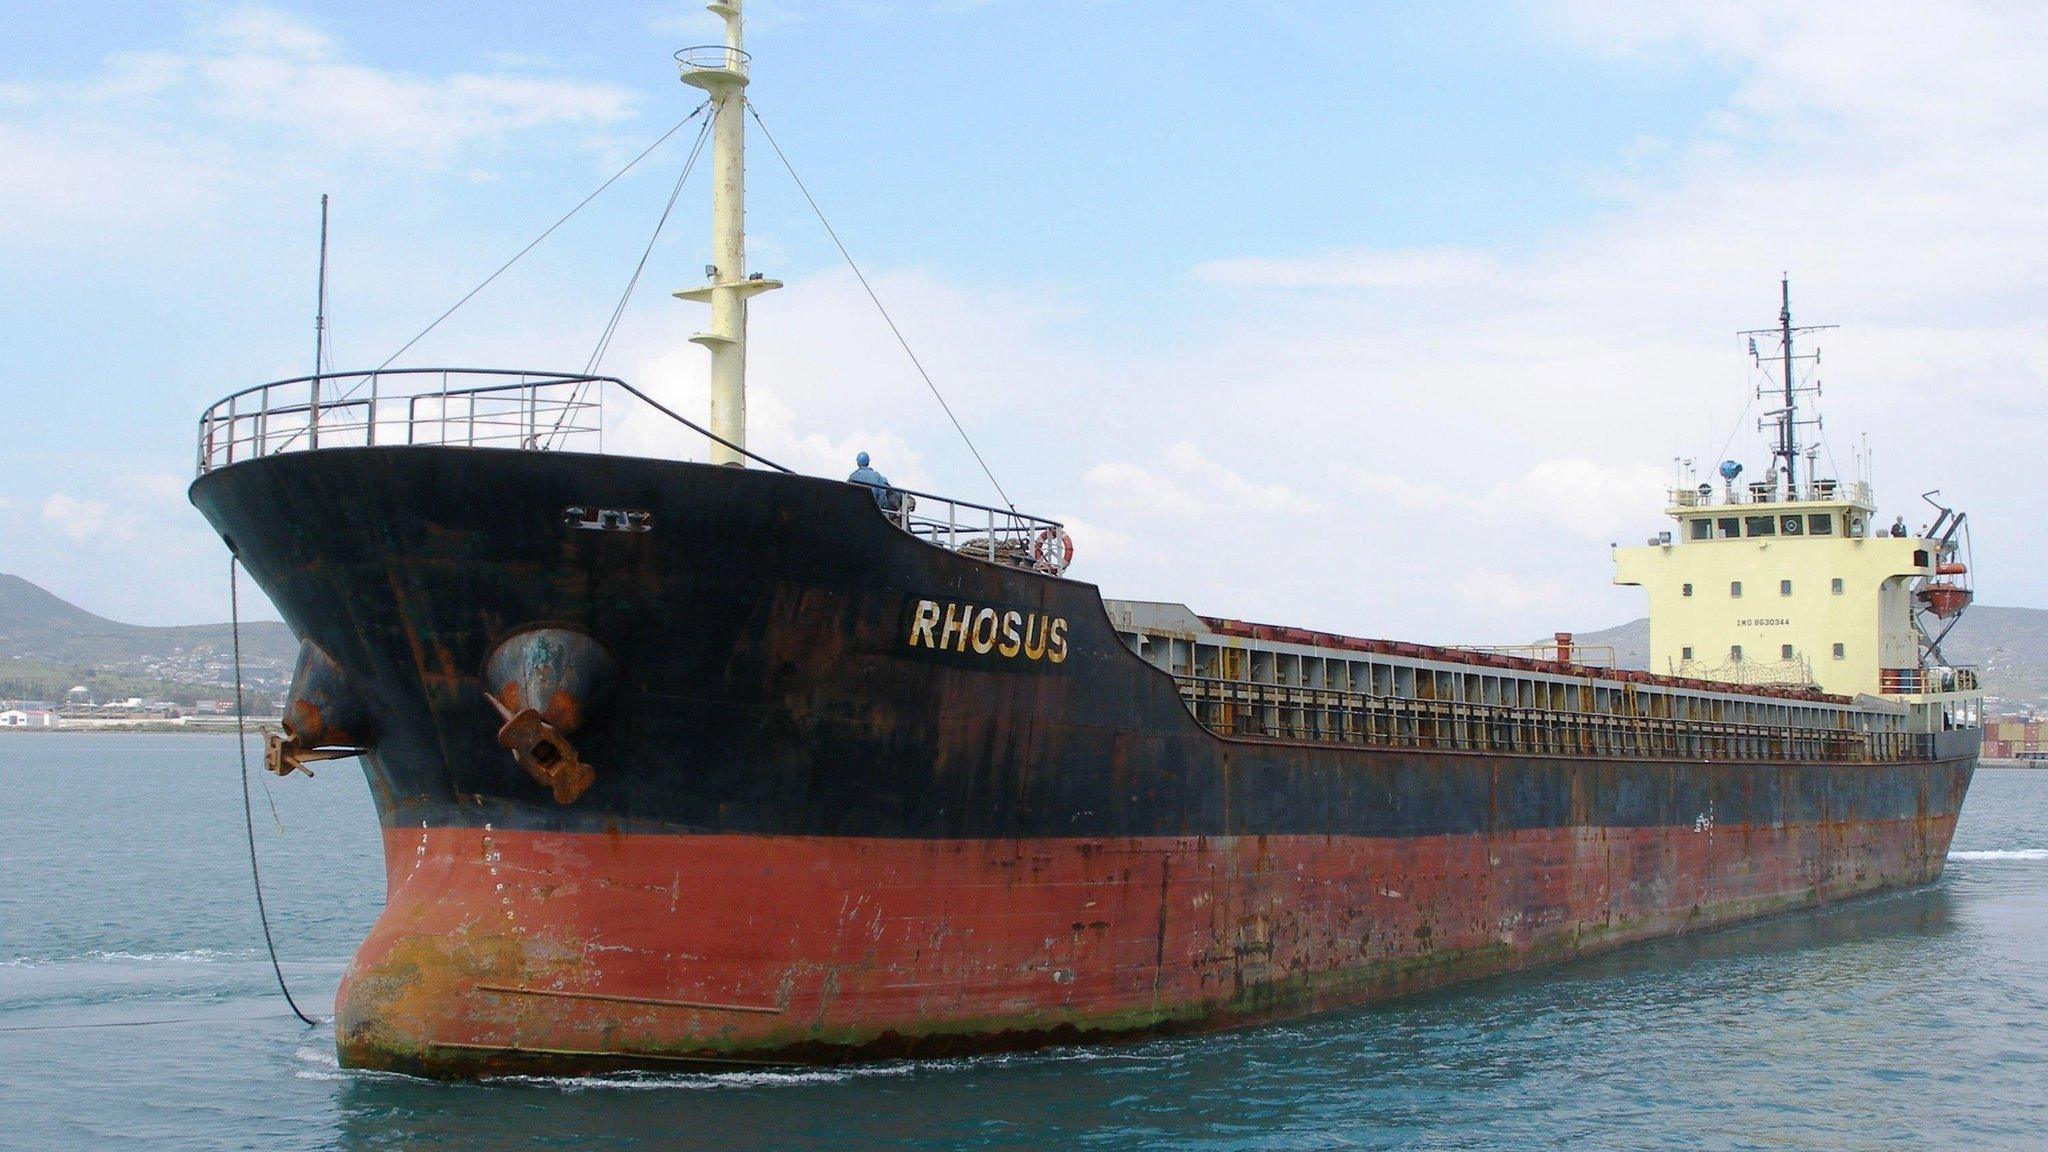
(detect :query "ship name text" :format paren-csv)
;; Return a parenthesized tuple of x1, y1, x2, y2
(906, 599, 1068, 663)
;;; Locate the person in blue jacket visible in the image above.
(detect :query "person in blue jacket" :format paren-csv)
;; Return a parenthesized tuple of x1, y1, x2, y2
(848, 452, 903, 514)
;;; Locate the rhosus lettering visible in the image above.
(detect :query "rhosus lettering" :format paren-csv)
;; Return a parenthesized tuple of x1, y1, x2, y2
(906, 599, 1070, 665)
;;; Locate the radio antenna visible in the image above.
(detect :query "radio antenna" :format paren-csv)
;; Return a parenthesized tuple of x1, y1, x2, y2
(1739, 275, 1835, 494)
(312, 193, 330, 447)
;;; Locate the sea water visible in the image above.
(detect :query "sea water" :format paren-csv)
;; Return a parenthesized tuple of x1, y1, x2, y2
(2, 733, 2044, 1150)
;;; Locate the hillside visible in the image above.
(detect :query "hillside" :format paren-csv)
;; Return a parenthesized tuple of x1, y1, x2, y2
(0, 573, 297, 700)
(1569, 604, 2048, 713)
(6, 569, 2044, 715)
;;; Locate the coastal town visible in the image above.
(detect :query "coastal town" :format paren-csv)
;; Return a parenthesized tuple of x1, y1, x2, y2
(0, 686, 285, 730)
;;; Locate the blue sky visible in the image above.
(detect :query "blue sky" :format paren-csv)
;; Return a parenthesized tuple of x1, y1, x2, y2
(3, 2, 2042, 648)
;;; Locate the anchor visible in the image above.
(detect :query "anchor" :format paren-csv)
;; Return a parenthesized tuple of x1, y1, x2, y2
(482, 625, 614, 805)
(484, 692, 595, 805)
(267, 639, 377, 776)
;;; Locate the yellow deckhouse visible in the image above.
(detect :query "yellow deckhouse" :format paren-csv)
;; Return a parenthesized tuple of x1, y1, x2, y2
(1613, 281, 1980, 734)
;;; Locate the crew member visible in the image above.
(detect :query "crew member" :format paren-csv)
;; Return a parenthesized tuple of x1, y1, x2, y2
(848, 451, 903, 514)
(1889, 516, 1909, 538)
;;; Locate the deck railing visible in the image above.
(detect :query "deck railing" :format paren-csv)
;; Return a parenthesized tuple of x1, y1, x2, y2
(876, 488, 1066, 570)
(1172, 674, 1927, 763)
(1880, 667, 1979, 695)
(1667, 480, 1874, 509)
(196, 368, 1068, 574)
(196, 370, 605, 474)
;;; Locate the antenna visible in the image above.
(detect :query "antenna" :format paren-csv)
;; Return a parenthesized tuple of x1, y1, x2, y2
(311, 193, 330, 448)
(1738, 275, 1835, 496)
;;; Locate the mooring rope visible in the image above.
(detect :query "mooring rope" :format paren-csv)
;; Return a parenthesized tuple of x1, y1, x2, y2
(0, 1012, 306, 1034)
(230, 557, 321, 1027)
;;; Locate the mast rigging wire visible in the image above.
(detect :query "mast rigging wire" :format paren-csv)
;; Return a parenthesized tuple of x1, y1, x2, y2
(745, 99, 1017, 512)
(266, 106, 712, 453)
(538, 114, 716, 449)
(585, 115, 715, 375)
(372, 103, 710, 376)
(230, 558, 320, 1028)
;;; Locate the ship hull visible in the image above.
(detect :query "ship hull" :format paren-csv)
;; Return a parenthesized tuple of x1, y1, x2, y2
(341, 811, 1960, 1076)
(189, 447, 1975, 1077)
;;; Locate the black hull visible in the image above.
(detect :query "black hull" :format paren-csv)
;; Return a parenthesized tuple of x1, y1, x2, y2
(190, 447, 1974, 1074)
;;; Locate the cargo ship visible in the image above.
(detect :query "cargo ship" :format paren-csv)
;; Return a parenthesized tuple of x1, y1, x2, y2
(189, 1, 1981, 1077)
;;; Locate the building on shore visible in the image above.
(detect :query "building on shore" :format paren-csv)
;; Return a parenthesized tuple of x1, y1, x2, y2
(0, 709, 61, 729)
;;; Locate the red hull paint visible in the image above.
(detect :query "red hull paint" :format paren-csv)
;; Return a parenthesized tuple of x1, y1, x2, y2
(338, 813, 1956, 1075)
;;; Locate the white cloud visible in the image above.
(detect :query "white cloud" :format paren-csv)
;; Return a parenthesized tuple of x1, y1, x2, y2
(602, 264, 1080, 496)
(1334, 458, 1666, 544)
(14, 477, 242, 623)
(1084, 443, 1320, 521)
(1049, 515, 1130, 565)
(0, 8, 637, 245)
(41, 494, 118, 544)
(12, 0, 2048, 645)
(1454, 568, 1569, 614)
(1133, 0, 2048, 637)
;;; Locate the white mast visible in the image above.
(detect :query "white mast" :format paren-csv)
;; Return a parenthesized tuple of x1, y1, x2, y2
(676, 0, 779, 466)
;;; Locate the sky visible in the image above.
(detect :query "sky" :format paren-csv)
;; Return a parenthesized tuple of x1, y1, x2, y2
(1, 1, 2042, 643)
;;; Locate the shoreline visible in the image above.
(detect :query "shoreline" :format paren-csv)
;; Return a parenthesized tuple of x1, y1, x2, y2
(0, 720, 280, 735)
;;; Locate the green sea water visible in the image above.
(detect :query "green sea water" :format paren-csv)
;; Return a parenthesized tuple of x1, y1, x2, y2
(2, 733, 2044, 1150)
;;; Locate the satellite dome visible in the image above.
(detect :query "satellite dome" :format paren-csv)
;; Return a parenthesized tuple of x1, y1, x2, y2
(1718, 460, 1744, 481)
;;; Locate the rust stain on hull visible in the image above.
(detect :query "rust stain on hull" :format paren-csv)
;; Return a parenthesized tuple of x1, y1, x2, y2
(186, 448, 1980, 1079)
(337, 815, 1961, 1078)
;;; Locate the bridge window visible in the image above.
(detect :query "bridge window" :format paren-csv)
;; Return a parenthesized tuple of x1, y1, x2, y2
(1731, 645, 1744, 661)
(1810, 514, 1834, 535)
(1745, 515, 1776, 537)
(1833, 642, 1845, 659)
(1731, 581, 1743, 598)
(1718, 517, 1740, 539)
(1691, 519, 1712, 540)
(1832, 577, 1844, 595)
(1682, 646, 1694, 660)
(1780, 579, 1793, 596)
(1913, 549, 1930, 567)
(1682, 583, 1693, 597)
(1781, 644, 1795, 660)
(1780, 514, 1804, 536)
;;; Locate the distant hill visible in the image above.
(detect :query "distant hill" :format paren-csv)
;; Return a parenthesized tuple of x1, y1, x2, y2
(0, 569, 299, 672)
(1568, 605, 2048, 713)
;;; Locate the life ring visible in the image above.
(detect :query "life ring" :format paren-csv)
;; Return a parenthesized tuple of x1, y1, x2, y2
(1031, 527, 1074, 575)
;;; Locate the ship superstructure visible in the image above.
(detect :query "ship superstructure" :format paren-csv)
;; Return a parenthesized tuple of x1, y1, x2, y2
(1615, 281, 1981, 734)
(187, 3, 1978, 1077)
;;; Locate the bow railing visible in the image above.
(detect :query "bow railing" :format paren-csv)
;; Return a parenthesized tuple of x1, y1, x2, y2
(196, 370, 606, 474)
(194, 368, 1072, 575)
(871, 486, 1067, 572)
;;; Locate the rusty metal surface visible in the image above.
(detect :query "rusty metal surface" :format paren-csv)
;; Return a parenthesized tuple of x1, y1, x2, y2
(485, 693, 594, 805)
(268, 638, 378, 776)
(1204, 617, 1849, 703)
(334, 807, 1965, 1077)
(187, 446, 1979, 1076)
(483, 625, 613, 735)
